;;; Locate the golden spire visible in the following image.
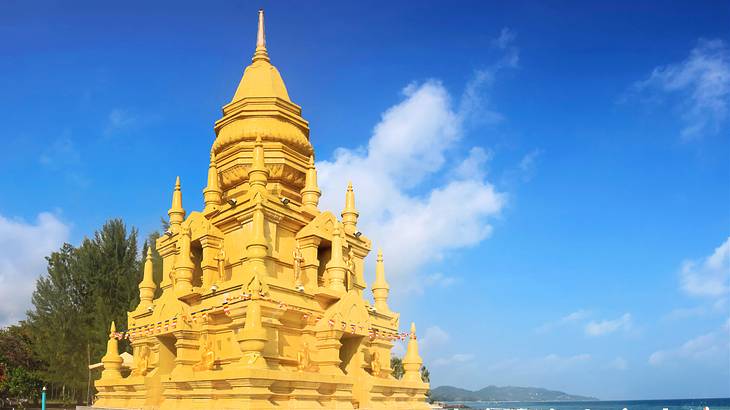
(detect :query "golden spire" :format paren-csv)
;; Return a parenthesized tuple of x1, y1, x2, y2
(203, 149, 222, 212)
(246, 196, 269, 273)
(325, 222, 347, 292)
(100, 321, 123, 379)
(174, 224, 194, 296)
(341, 181, 359, 234)
(168, 176, 185, 233)
(248, 136, 269, 192)
(252, 9, 269, 63)
(237, 301, 268, 368)
(301, 155, 321, 212)
(138, 247, 156, 309)
(403, 322, 424, 382)
(372, 249, 390, 312)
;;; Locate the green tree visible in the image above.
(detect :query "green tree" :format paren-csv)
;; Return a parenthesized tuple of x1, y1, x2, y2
(0, 323, 43, 406)
(390, 356, 404, 379)
(26, 219, 140, 404)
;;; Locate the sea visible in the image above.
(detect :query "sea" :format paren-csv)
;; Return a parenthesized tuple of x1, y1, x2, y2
(441, 398, 730, 410)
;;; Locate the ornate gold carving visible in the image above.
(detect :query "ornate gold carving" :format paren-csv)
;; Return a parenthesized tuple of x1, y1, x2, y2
(370, 350, 381, 377)
(220, 163, 306, 190)
(130, 345, 150, 376)
(192, 336, 216, 372)
(293, 243, 304, 292)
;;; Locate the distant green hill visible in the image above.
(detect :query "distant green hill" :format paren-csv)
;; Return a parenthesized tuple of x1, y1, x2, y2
(431, 385, 598, 402)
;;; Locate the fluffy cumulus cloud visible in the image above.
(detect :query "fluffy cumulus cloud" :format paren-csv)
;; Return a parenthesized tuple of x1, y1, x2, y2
(680, 236, 730, 300)
(536, 309, 591, 334)
(633, 38, 730, 140)
(316, 28, 519, 292)
(584, 313, 632, 337)
(0, 212, 70, 327)
(317, 80, 506, 291)
(649, 319, 730, 366)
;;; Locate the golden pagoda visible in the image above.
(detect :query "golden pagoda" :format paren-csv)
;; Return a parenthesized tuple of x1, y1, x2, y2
(93, 10, 429, 410)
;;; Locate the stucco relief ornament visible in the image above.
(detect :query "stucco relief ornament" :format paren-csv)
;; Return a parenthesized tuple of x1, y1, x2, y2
(193, 336, 216, 371)
(168, 259, 177, 287)
(370, 350, 381, 377)
(293, 243, 304, 292)
(214, 242, 227, 283)
(130, 345, 150, 376)
(245, 270, 270, 298)
(296, 342, 311, 372)
(346, 248, 356, 290)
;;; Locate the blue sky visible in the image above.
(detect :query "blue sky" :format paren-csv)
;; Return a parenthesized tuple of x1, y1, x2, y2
(1, 0, 729, 400)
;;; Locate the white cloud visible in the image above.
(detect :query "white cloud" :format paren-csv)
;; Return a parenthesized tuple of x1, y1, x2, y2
(608, 356, 628, 371)
(633, 38, 730, 140)
(0, 212, 70, 327)
(491, 28, 520, 69)
(423, 272, 458, 288)
(536, 309, 591, 333)
(585, 313, 632, 337)
(680, 236, 730, 299)
(317, 79, 507, 292)
(104, 108, 137, 137)
(419, 325, 451, 351)
(649, 320, 730, 366)
(432, 353, 475, 367)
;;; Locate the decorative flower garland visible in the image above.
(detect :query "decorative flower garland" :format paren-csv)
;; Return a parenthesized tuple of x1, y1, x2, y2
(111, 292, 412, 343)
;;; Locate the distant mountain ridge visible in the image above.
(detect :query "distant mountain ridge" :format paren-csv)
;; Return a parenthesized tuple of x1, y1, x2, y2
(431, 385, 598, 402)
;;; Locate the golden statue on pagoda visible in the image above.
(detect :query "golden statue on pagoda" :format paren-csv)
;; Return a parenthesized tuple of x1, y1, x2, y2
(93, 9, 429, 410)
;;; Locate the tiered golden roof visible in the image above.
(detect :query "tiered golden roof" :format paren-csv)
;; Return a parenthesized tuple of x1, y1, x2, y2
(94, 10, 429, 410)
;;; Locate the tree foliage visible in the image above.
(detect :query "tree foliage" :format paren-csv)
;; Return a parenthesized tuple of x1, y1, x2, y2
(0, 323, 43, 406)
(25, 219, 141, 403)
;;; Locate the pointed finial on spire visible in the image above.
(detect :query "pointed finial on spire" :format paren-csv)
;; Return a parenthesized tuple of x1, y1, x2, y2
(301, 155, 321, 212)
(403, 321, 424, 382)
(203, 149, 222, 212)
(252, 9, 270, 63)
(372, 248, 390, 312)
(342, 181, 359, 234)
(100, 321, 123, 379)
(138, 246, 156, 309)
(168, 176, 185, 234)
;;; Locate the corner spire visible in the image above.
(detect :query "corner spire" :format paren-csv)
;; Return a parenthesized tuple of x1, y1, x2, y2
(168, 176, 185, 234)
(203, 149, 222, 212)
(325, 222, 347, 292)
(372, 249, 390, 312)
(248, 136, 269, 192)
(100, 321, 123, 380)
(341, 181, 359, 234)
(301, 155, 321, 213)
(138, 247, 156, 309)
(236, 301, 268, 368)
(403, 322, 424, 382)
(246, 196, 269, 274)
(253, 9, 270, 63)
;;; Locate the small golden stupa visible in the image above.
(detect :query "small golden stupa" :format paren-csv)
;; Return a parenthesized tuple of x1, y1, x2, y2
(93, 10, 429, 410)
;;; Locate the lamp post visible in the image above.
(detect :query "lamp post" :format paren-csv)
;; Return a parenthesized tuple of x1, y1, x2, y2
(41, 386, 46, 410)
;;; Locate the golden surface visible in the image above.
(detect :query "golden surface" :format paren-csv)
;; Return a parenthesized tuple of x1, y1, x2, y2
(94, 9, 428, 410)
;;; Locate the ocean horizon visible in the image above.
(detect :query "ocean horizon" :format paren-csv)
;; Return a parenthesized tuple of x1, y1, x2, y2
(441, 398, 730, 410)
